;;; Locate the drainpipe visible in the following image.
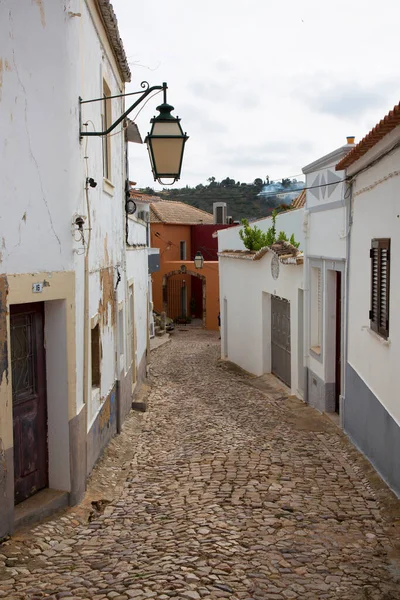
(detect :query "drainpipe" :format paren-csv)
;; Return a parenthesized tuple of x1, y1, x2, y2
(342, 177, 353, 429)
(302, 208, 310, 403)
(83, 179, 92, 460)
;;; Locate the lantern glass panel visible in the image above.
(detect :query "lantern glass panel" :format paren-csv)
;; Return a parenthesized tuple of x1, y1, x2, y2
(151, 121, 183, 136)
(149, 137, 185, 176)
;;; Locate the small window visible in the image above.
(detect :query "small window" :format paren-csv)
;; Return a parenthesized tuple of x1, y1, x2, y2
(91, 324, 101, 388)
(310, 266, 322, 354)
(102, 80, 112, 180)
(180, 241, 187, 260)
(370, 238, 390, 339)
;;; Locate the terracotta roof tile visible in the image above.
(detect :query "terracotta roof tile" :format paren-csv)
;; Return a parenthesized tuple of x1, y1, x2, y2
(130, 191, 163, 204)
(291, 189, 306, 209)
(218, 240, 303, 265)
(336, 101, 400, 170)
(97, 1, 131, 82)
(150, 201, 213, 225)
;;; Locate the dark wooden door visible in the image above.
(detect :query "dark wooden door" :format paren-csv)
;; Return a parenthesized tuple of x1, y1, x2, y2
(271, 296, 291, 387)
(11, 303, 48, 504)
(335, 272, 342, 414)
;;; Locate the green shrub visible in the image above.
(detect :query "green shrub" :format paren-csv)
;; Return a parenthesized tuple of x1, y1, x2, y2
(239, 210, 300, 251)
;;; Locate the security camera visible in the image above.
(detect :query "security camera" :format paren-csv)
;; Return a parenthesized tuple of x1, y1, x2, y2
(87, 177, 97, 188)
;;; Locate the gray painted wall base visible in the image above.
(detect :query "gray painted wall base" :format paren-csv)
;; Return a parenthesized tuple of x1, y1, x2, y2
(345, 363, 400, 498)
(306, 368, 336, 412)
(0, 447, 14, 539)
(69, 406, 87, 506)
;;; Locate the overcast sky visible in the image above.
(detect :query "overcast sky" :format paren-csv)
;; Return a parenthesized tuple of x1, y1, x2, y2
(111, 0, 400, 190)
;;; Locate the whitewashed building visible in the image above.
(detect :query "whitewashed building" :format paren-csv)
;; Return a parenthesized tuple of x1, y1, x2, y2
(0, 0, 152, 537)
(218, 209, 305, 397)
(302, 138, 355, 417)
(336, 104, 400, 496)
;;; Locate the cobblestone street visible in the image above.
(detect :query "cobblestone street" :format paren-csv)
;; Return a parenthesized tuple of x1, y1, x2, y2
(1, 330, 400, 600)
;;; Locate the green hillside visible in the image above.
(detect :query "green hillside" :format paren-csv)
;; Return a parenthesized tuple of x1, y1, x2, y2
(140, 177, 303, 221)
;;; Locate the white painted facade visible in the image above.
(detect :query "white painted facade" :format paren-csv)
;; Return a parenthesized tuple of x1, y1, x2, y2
(302, 141, 354, 415)
(0, 0, 152, 536)
(347, 129, 400, 427)
(218, 210, 304, 397)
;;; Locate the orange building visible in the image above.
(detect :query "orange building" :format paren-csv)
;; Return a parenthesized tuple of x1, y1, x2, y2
(150, 201, 220, 330)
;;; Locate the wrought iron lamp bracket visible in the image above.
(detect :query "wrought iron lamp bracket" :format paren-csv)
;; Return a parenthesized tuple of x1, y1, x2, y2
(79, 81, 167, 139)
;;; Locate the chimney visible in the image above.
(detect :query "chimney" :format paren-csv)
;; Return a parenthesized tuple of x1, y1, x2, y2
(346, 136, 355, 145)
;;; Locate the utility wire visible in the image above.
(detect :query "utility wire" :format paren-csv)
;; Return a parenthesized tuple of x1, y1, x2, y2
(258, 178, 346, 198)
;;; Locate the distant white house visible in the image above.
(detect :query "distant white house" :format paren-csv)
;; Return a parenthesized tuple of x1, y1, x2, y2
(336, 103, 400, 497)
(0, 0, 154, 538)
(218, 208, 305, 397)
(301, 138, 355, 418)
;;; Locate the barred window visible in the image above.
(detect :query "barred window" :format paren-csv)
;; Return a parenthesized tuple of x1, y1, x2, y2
(370, 238, 390, 339)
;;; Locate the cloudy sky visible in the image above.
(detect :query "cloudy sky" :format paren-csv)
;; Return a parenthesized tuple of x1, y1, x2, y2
(111, 0, 400, 190)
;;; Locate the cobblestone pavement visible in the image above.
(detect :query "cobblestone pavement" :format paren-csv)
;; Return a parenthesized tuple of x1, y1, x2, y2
(1, 330, 400, 600)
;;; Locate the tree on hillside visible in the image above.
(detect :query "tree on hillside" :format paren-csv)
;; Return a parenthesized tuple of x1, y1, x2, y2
(220, 177, 236, 187)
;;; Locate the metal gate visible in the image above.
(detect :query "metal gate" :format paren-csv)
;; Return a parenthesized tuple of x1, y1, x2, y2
(271, 295, 291, 387)
(167, 278, 187, 320)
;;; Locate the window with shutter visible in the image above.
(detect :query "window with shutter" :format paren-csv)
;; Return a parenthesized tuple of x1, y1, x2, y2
(370, 238, 390, 339)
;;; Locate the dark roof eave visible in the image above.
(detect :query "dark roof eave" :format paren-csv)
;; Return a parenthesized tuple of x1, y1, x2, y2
(96, 0, 131, 83)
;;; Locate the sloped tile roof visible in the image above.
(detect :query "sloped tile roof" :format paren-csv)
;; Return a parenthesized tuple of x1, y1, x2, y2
(130, 191, 163, 204)
(150, 201, 214, 225)
(97, 1, 131, 82)
(219, 240, 303, 265)
(336, 101, 400, 170)
(291, 189, 306, 209)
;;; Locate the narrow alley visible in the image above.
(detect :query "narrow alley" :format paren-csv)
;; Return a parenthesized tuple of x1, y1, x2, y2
(1, 330, 400, 600)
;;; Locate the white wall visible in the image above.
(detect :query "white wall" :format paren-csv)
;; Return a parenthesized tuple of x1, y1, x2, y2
(307, 209, 347, 259)
(219, 252, 303, 396)
(218, 209, 305, 252)
(0, 1, 81, 274)
(126, 249, 150, 373)
(45, 300, 70, 491)
(347, 142, 400, 425)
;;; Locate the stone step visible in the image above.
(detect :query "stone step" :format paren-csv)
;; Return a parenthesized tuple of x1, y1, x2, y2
(14, 488, 69, 531)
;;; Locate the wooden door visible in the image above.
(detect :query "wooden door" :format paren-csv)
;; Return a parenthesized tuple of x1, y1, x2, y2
(335, 272, 342, 414)
(11, 303, 48, 504)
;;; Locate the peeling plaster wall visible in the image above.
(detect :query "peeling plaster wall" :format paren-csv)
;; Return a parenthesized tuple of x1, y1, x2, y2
(0, 1, 81, 274)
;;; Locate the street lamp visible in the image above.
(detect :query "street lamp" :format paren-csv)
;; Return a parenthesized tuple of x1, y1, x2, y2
(79, 82, 188, 184)
(194, 251, 204, 269)
(145, 94, 189, 185)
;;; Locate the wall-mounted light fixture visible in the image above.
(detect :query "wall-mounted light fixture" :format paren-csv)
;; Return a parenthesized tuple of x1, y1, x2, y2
(79, 82, 188, 185)
(194, 251, 204, 269)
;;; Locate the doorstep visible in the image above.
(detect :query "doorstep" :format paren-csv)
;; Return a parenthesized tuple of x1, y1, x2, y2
(14, 488, 69, 531)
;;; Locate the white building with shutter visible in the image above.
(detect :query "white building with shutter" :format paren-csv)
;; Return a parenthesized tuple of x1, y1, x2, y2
(336, 103, 400, 497)
(301, 139, 355, 418)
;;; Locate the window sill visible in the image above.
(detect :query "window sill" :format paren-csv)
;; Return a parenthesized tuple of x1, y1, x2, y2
(363, 326, 391, 346)
(103, 178, 115, 196)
